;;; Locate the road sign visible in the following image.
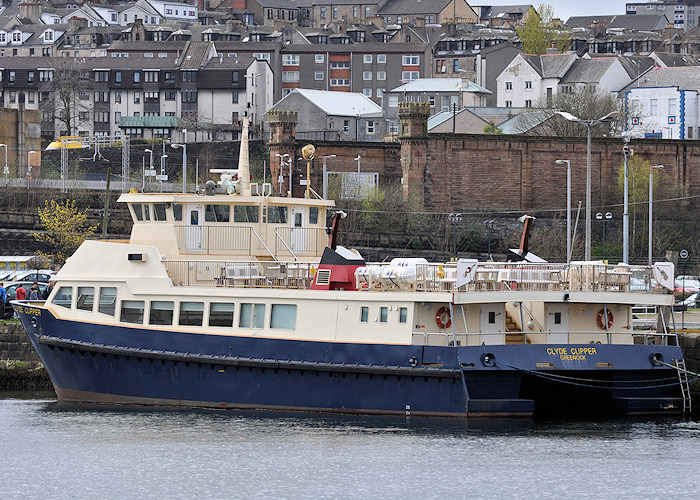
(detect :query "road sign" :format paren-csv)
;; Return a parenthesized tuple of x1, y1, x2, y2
(680, 249, 689, 259)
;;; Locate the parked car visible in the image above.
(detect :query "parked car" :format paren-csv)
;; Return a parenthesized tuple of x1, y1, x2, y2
(2, 281, 49, 318)
(674, 279, 700, 296)
(13, 270, 56, 283)
(674, 292, 699, 311)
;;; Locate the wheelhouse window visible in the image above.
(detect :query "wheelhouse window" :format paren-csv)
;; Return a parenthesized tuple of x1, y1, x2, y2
(76, 287, 94, 312)
(309, 207, 319, 224)
(153, 203, 167, 221)
(98, 287, 117, 316)
(267, 206, 287, 223)
(179, 302, 204, 326)
(205, 204, 230, 222)
(52, 287, 72, 309)
(234, 205, 259, 222)
(270, 304, 296, 329)
(239, 303, 265, 328)
(209, 303, 234, 327)
(120, 300, 144, 324)
(173, 203, 182, 221)
(132, 203, 144, 221)
(149, 301, 174, 325)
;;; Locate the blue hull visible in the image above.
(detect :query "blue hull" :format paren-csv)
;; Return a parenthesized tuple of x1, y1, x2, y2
(16, 306, 686, 417)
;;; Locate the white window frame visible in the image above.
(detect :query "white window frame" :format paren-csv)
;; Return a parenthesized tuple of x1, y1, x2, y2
(363, 71, 372, 81)
(363, 54, 372, 63)
(315, 54, 324, 63)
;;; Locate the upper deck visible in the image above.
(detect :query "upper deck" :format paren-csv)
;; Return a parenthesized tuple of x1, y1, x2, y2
(118, 191, 335, 262)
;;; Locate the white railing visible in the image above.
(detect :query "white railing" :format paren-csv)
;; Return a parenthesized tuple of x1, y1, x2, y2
(164, 260, 316, 289)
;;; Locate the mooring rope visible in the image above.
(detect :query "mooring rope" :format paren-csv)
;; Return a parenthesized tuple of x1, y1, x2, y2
(655, 359, 700, 378)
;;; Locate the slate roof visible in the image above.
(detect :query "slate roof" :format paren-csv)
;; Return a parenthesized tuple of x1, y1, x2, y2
(559, 58, 616, 84)
(498, 110, 556, 134)
(254, 0, 297, 8)
(521, 53, 577, 78)
(479, 5, 532, 20)
(620, 66, 700, 93)
(277, 89, 382, 117)
(378, 0, 452, 15)
(654, 52, 700, 67)
(565, 14, 668, 31)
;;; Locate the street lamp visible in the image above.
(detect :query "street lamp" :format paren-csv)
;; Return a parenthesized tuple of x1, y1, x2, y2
(144, 149, 154, 191)
(355, 155, 361, 198)
(448, 213, 463, 261)
(556, 111, 621, 261)
(171, 143, 187, 193)
(275, 153, 290, 197)
(596, 212, 612, 262)
(484, 220, 495, 261)
(648, 164, 664, 265)
(0, 144, 7, 185)
(322, 154, 336, 200)
(555, 159, 571, 263)
(621, 132, 632, 264)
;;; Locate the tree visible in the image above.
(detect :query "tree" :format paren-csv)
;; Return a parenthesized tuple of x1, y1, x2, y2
(46, 61, 92, 136)
(33, 199, 96, 265)
(517, 4, 571, 55)
(523, 88, 623, 138)
(483, 122, 503, 134)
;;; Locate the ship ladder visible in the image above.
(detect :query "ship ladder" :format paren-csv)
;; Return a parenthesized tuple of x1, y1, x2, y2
(673, 359, 693, 415)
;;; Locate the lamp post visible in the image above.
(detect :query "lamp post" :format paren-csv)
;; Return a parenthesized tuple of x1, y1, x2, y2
(648, 164, 664, 265)
(144, 149, 154, 191)
(556, 111, 621, 261)
(484, 220, 495, 261)
(596, 212, 612, 262)
(275, 153, 289, 197)
(0, 144, 7, 186)
(622, 132, 632, 264)
(448, 213, 463, 261)
(322, 154, 336, 200)
(555, 159, 571, 263)
(171, 143, 187, 193)
(354, 155, 361, 198)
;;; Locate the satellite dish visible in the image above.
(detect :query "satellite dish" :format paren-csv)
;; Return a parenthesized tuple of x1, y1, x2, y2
(302, 144, 315, 161)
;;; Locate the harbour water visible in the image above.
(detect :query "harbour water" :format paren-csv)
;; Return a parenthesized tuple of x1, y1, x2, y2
(1, 393, 699, 499)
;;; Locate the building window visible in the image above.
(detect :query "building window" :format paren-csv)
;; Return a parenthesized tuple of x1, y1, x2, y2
(363, 71, 372, 81)
(650, 98, 658, 115)
(366, 121, 375, 134)
(506, 81, 513, 90)
(164, 91, 175, 100)
(115, 111, 121, 123)
(182, 71, 197, 82)
(232, 90, 239, 103)
(134, 91, 140, 103)
(330, 78, 350, 87)
(365, 6, 370, 17)
(115, 71, 122, 83)
(114, 91, 121, 104)
(401, 71, 419, 82)
(363, 88, 372, 97)
(402, 54, 419, 65)
(525, 81, 532, 89)
(453, 59, 459, 72)
(282, 54, 299, 65)
(95, 71, 109, 82)
(9, 91, 15, 103)
(315, 54, 324, 63)
(364, 54, 372, 64)
(525, 100, 532, 108)
(320, 7, 326, 19)
(333, 6, 337, 19)
(8, 71, 14, 82)
(182, 90, 197, 102)
(282, 71, 300, 82)
(505, 100, 512, 107)
(314, 71, 324, 80)
(133, 72, 140, 83)
(436, 59, 446, 73)
(669, 98, 677, 116)
(377, 54, 386, 64)
(376, 71, 386, 81)
(232, 72, 239, 84)
(144, 71, 158, 83)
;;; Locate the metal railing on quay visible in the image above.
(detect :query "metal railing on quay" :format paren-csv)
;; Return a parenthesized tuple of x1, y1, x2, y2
(164, 260, 316, 289)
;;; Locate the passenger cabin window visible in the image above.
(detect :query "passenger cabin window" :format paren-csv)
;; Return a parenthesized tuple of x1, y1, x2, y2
(179, 302, 204, 326)
(76, 286, 94, 312)
(205, 204, 230, 222)
(399, 307, 407, 324)
(52, 287, 73, 308)
(132, 203, 144, 221)
(360, 306, 369, 323)
(173, 203, 182, 221)
(209, 303, 234, 327)
(239, 303, 265, 328)
(234, 205, 259, 222)
(149, 301, 174, 325)
(268, 206, 287, 223)
(143, 204, 151, 221)
(309, 207, 319, 224)
(380, 307, 388, 323)
(153, 203, 167, 221)
(120, 300, 145, 324)
(98, 287, 117, 316)
(270, 304, 297, 329)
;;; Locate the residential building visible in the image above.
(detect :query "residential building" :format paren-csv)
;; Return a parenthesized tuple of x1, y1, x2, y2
(626, 1, 698, 30)
(621, 66, 700, 139)
(472, 5, 537, 28)
(265, 88, 383, 141)
(496, 53, 577, 108)
(296, 0, 384, 28)
(245, 0, 298, 27)
(377, 0, 479, 26)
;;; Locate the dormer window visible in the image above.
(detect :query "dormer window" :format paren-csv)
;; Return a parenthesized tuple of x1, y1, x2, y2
(12, 32, 21, 42)
(44, 31, 53, 41)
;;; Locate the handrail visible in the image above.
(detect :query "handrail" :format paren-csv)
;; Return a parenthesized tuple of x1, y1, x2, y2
(251, 228, 277, 262)
(518, 302, 546, 332)
(273, 228, 299, 262)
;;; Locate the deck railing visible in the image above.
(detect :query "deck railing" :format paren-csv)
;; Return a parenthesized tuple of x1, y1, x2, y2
(163, 259, 667, 294)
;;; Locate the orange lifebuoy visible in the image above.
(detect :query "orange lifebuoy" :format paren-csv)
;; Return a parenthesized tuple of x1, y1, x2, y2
(436, 306, 452, 329)
(597, 308, 613, 330)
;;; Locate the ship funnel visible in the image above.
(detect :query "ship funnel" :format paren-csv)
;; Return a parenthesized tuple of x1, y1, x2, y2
(237, 118, 251, 196)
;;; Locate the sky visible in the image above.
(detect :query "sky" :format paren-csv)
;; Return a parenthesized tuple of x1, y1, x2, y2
(504, 1, 631, 22)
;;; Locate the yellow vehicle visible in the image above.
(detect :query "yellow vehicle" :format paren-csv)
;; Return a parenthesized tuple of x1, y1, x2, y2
(45, 136, 88, 150)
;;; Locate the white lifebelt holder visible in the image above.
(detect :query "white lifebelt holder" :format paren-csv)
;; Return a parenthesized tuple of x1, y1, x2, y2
(597, 309, 613, 330)
(436, 306, 452, 329)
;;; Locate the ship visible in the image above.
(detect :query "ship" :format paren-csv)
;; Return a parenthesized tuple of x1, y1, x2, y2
(13, 121, 692, 417)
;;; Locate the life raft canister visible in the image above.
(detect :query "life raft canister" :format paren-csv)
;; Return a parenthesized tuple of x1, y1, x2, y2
(436, 306, 452, 329)
(597, 308, 613, 330)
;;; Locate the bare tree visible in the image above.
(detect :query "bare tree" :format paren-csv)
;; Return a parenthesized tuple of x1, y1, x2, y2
(45, 60, 93, 136)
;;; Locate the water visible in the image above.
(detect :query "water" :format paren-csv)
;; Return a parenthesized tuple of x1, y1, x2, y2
(1, 394, 699, 499)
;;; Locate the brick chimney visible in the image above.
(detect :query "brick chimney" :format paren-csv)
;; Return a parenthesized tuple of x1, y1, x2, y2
(19, 1, 41, 21)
